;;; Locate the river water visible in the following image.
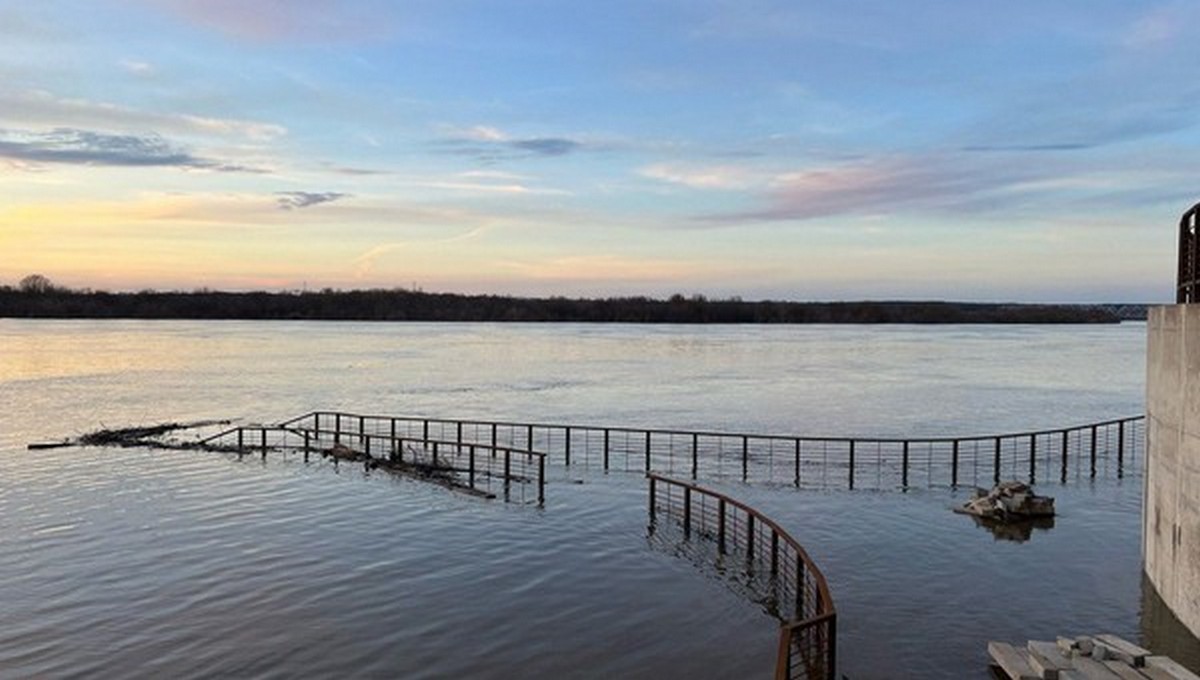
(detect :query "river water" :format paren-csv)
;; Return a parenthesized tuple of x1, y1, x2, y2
(1, 319, 1183, 678)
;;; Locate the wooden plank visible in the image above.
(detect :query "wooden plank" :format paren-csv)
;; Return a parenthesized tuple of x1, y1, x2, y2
(1028, 640, 1073, 679)
(1071, 656, 1124, 680)
(1144, 657, 1200, 680)
(1095, 635, 1151, 667)
(1101, 660, 1150, 680)
(989, 641, 1040, 680)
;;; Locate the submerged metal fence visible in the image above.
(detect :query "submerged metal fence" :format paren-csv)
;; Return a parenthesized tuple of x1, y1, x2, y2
(648, 474, 835, 680)
(200, 424, 545, 504)
(278, 411, 1143, 490)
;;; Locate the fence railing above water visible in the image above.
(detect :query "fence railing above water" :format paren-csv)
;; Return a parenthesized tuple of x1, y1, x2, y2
(277, 411, 1144, 491)
(200, 424, 545, 504)
(648, 474, 835, 680)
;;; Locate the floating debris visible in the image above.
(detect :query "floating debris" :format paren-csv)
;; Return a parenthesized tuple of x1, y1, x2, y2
(955, 480, 1055, 521)
(28, 419, 233, 451)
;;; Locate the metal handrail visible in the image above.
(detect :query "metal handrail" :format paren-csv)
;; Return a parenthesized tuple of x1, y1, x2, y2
(1179, 202, 1200, 303)
(277, 410, 1144, 489)
(648, 473, 836, 679)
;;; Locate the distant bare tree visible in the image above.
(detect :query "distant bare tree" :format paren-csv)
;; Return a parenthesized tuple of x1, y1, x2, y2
(18, 274, 56, 293)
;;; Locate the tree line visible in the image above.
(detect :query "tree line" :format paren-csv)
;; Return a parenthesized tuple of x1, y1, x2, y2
(0, 275, 1120, 323)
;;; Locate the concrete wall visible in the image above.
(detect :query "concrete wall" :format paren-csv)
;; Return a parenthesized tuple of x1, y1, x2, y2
(1145, 305, 1200, 639)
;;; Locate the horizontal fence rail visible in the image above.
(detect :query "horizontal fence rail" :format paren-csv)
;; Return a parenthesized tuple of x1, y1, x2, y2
(648, 474, 835, 680)
(200, 425, 545, 505)
(278, 411, 1144, 491)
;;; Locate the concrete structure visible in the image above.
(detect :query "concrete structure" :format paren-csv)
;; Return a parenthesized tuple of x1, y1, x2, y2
(1145, 305, 1200, 640)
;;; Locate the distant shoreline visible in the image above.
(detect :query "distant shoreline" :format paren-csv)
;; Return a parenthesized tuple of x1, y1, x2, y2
(0, 288, 1146, 323)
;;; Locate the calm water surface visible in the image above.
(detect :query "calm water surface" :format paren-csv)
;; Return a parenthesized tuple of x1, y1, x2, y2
(0, 320, 1170, 678)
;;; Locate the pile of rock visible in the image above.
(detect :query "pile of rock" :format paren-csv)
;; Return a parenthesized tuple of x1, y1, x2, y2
(988, 634, 1199, 679)
(955, 480, 1055, 520)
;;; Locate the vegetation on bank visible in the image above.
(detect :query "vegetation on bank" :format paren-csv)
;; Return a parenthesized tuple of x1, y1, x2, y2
(0, 274, 1128, 323)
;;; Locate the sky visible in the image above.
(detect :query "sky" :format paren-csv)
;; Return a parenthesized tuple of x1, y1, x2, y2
(1, 1, 1197, 302)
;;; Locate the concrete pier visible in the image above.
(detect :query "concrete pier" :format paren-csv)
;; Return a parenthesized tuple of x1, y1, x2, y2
(1145, 305, 1200, 641)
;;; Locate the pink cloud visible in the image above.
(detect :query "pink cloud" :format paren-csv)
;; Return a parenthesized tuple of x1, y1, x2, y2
(150, 0, 396, 42)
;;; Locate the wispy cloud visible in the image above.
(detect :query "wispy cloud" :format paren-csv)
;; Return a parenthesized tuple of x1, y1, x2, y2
(275, 191, 348, 210)
(0, 128, 259, 171)
(640, 162, 762, 190)
(2, 90, 286, 142)
(438, 124, 585, 161)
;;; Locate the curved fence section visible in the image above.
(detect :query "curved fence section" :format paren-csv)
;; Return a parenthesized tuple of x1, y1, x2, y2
(279, 411, 1143, 490)
(647, 474, 835, 679)
(200, 424, 545, 504)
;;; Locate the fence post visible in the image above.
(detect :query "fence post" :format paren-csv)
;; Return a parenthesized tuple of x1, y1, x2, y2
(304, 431, 310, 462)
(902, 441, 910, 488)
(504, 449, 512, 501)
(718, 498, 727, 554)
(1090, 425, 1098, 477)
(335, 413, 341, 444)
(951, 440, 960, 487)
(565, 427, 572, 467)
(1061, 430, 1069, 483)
(691, 433, 699, 480)
(538, 455, 545, 506)
(993, 437, 1002, 484)
(603, 429, 610, 471)
(261, 428, 267, 459)
(742, 436, 749, 481)
(313, 412, 320, 434)
(364, 434, 371, 457)
(422, 419, 429, 443)
(527, 424, 534, 450)
(683, 486, 692, 536)
(358, 415, 365, 438)
(468, 445, 475, 487)
(645, 431, 652, 472)
(648, 475, 656, 519)
(794, 439, 802, 487)
(237, 427, 244, 453)
(848, 441, 856, 489)
(390, 418, 396, 445)
(397, 437, 404, 464)
(491, 423, 498, 450)
(747, 513, 755, 559)
(1117, 420, 1126, 476)
(433, 441, 439, 468)
(1029, 433, 1037, 483)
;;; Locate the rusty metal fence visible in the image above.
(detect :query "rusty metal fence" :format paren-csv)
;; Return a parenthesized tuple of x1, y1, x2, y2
(1179, 201, 1200, 302)
(278, 411, 1143, 490)
(647, 474, 835, 679)
(200, 424, 545, 504)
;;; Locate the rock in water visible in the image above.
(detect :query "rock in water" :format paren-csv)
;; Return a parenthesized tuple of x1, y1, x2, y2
(955, 481, 1054, 520)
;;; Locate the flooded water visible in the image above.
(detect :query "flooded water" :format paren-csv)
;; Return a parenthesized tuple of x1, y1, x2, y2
(0, 320, 1170, 678)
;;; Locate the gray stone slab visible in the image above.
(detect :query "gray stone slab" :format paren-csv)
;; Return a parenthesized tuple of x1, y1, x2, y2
(990, 641, 1040, 680)
(1095, 634, 1151, 667)
(1144, 657, 1200, 680)
(1072, 656, 1124, 680)
(1028, 640, 1073, 679)
(1102, 660, 1151, 680)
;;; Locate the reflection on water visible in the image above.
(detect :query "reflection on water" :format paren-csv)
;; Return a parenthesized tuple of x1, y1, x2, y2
(964, 514, 1056, 543)
(1140, 573, 1200, 672)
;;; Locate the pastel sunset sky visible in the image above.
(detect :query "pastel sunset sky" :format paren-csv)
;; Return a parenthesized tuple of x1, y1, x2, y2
(2, 1, 1196, 301)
